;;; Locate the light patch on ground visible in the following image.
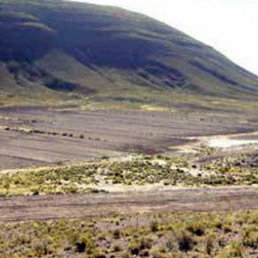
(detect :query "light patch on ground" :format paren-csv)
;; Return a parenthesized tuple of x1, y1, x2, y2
(140, 104, 173, 112)
(83, 182, 181, 193)
(175, 131, 258, 154)
(208, 138, 258, 148)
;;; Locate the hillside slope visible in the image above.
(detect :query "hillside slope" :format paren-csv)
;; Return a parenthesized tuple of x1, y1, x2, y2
(0, 0, 258, 106)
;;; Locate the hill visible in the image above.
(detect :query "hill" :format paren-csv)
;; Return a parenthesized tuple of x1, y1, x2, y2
(0, 0, 258, 107)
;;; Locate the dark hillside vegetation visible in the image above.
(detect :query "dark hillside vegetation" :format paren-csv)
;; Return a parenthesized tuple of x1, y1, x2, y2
(0, 0, 258, 106)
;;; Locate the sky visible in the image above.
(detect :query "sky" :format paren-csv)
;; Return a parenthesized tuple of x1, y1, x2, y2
(70, 0, 258, 76)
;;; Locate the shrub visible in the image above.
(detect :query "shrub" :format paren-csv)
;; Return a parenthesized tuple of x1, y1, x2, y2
(186, 222, 205, 236)
(33, 241, 49, 256)
(219, 241, 247, 258)
(150, 221, 159, 232)
(75, 241, 86, 253)
(177, 233, 194, 252)
(113, 244, 121, 252)
(113, 229, 120, 239)
(205, 234, 216, 255)
(139, 238, 152, 250)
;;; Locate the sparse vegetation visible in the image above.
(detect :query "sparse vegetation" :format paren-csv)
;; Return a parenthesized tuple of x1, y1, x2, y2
(0, 210, 256, 257)
(3, 126, 88, 140)
(0, 153, 257, 196)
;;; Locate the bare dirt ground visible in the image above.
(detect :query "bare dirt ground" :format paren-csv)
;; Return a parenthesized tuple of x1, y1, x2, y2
(0, 186, 257, 222)
(0, 106, 257, 170)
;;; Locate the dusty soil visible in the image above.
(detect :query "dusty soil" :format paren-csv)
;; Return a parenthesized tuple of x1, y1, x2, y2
(0, 106, 257, 170)
(0, 186, 257, 222)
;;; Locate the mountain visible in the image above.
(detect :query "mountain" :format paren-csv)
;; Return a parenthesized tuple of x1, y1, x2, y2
(0, 0, 258, 106)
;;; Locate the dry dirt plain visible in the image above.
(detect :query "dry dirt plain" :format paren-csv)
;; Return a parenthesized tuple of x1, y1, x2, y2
(0, 105, 257, 171)
(0, 186, 257, 222)
(0, 106, 257, 220)
(0, 106, 257, 257)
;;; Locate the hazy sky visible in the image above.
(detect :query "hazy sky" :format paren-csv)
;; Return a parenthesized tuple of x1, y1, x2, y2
(70, 0, 258, 76)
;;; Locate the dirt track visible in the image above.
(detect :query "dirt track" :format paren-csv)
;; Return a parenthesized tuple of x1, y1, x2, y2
(0, 186, 257, 222)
